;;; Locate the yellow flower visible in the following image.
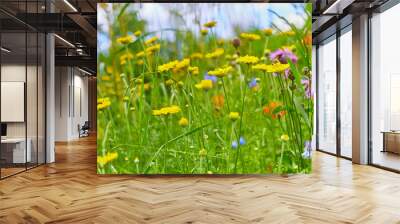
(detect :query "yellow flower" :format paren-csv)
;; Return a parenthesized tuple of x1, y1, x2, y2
(117, 35, 133, 44)
(205, 48, 224, 59)
(106, 66, 113, 74)
(188, 66, 199, 75)
(280, 134, 289, 141)
(263, 28, 273, 36)
(191, 52, 203, 59)
(146, 44, 161, 53)
(101, 76, 111, 81)
(120, 52, 134, 65)
(240, 33, 261, 41)
(97, 97, 111, 110)
(252, 63, 290, 73)
(165, 79, 174, 86)
(134, 30, 142, 37)
(195, 80, 213, 90)
(203, 21, 217, 28)
(217, 39, 225, 45)
(178, 117, 189, 127)
(137, 60, 144, 65)
(207, 171, 213, 174)
(175, 58, 190, 71)
(152, 105, 181, 116)
(123, 96, 130, 102)
(281, 31, 295, 36)
(158, 60, 178, 73)
(134, 157, 140, 163)
(236, 55, 259, 64)
(97, 152, 118, 166)
(136, 51, 145, 58)
(208, 66, 232, 78)
(199, 148, 207, 156)
(228, 112, 240, 121)
(145, 36, 158, 45)
(200, 29, 209, 35)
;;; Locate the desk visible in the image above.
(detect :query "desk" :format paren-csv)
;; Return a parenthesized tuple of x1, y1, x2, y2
(381, 131, 400, 154)
(1, 138, 31, 163)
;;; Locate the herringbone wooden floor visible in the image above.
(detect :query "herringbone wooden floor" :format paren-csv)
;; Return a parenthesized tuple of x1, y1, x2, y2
(1, 135, 400, 224)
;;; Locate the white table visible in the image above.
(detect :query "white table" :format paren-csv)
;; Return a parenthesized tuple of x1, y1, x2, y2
(1, 138, 31, 163)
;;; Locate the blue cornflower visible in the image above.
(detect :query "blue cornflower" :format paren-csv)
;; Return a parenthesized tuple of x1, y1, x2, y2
(231, 141, 238, 149)
(239, 136, 246, 145)
(232, 136, 245, 149)
(248, 78, 258, 88)
(204, 73, 217, 83)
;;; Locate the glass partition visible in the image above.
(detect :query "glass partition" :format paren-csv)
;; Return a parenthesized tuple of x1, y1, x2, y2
(339, 27, 352, 158)
(317, 35, 337, 154)
(0, 1, 46, 179)
(371, 4, 400, 171)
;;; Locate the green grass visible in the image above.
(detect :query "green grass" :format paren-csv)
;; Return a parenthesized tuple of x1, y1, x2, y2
(97, 3, 313, 174)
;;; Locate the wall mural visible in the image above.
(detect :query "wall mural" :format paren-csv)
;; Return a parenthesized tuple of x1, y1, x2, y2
(97, 3, 313, 174)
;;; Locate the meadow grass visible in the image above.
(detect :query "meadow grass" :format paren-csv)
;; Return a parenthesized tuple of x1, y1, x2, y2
(97, 3, 313, 174)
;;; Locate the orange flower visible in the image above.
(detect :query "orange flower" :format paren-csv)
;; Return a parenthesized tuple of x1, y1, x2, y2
(212, 95, 224, 110)
(303, 33, 312, 46)
(262, 101, 286, 119)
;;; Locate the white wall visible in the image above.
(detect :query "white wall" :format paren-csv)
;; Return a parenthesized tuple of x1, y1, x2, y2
(55, 67, 89, 141)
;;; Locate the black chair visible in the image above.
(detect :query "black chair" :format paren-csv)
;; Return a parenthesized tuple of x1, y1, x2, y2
(79, 121, 90, 138)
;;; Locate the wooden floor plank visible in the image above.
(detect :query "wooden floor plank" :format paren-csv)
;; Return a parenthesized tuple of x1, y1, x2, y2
(0, 135, 400, 223)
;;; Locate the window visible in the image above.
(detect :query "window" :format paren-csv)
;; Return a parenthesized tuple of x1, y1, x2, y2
(317, 36, 337, 154)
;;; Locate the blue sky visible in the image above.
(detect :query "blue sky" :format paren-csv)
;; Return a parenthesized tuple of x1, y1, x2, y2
(98, 3, 308, 53)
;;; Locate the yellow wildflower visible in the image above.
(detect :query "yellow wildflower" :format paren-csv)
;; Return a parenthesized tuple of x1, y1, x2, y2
(152, 105, 181, 116)
(158, 60, 178, 73)
(97, 152, 118, 166)
(191, 52, 203, 59)
(101, 76, 111, 81)
(208, 66, 232, 78)
(204, 21, 217, 28)
(146, 43, 161, 53)
(280, 134, 289, 141)
(137, 60, 144, 65)
(123, 96, 130, 102)
(175, 58, 190, 70)
(195, 80, 213, 90)
(117, 35, 133, 44)
(252, 63, 289, 73)
(205, 48, 224, 59)
(120, 52, 134, 65)
(240, 33, 261, 41)
(145, 36, 158, 45)
(165, 79, 174, 86)
(136, 51, 145, 58)
(106, 66, 113, 74)
(188, 66, 199, 75)
(228, 112, 240, 121)
(97, 97, 111, 110)
(236, 55, 259, 64)
(201, 29, 209, 35)
(199, 148, 207, 156)
(178, 117, 189, 127)
(134, 30, 142, 37)
(217, 39, 225, 45)
(263, 28, 273, 36)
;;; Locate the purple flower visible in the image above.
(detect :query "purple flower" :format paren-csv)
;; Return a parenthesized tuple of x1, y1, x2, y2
(248, 78, 258, 88)
(301, 77, 312, 99)
(302, 140, 312, 159)
(270, 48, 298, 64)
(204, 73, 217, 83)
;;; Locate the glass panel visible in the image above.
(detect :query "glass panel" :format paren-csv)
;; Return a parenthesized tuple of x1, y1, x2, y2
(318, 36, 337, 154)
(1, 30, 27, 177)
(27, 31, 38, 169)
(38, 32, 45, 165)
(371, 4, 400, 171)
(340, 28, 352, 158)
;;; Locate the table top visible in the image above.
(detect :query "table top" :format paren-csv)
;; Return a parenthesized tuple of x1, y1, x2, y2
(381, 131, 400, 134)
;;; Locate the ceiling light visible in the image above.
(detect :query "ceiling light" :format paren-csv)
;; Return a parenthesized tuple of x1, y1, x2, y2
(78, 67, 93, 76)
(323, 0, 345, 14)
(54, 34, 75, 48)
(1, 47, 11, 53)
(63, 0, 78, 12)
